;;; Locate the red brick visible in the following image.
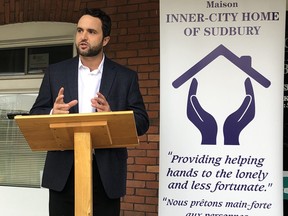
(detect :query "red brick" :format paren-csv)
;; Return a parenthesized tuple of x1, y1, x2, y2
(87, 1, 107, 9)
(128, 57, 149, 65)
(146, 181, 159, 189)
(149, 71, 160, 79)
(135, 157, 157, 165)
(121, 202, 134, 211)
(148, 87, 160, 95)
(137, 142, 158, 150)
(149, 56, 160, 64)
(147, 150, 159, 157)
(143, 95, 159, 103)
(117, 4, 138, 13)
(139, 48, 159, 57)
(127, 164, 146, 172)
(118, 19, 139, 28)
(134, 172, 156, 181)
(147, 125, 159, 134)
(138, 72, 149, 80)
(126, 180, 145, 188)
(147, 165, 159, 173)
(147, 111, 159, 120)
(136, 188, 158, 197)
(116, 50, 138, 58)
(148, 103, 160, 111)
(127, 41, 148, 50)
(125, 187, 135, 195)
(134, 203, 157, 212)
(148, 134, 159, 142)
(139, 79, 158, 87)
(138, 135, 148, 142)
(138, 64, 159, 72)
(123, 195, 145, 204)
(127, 157, 134, 164)
(139, 2, 159, 11)
(128, 11, 149, 20)
(145, 213, 158, 216)
(126, 172, 133, 180)
(146, 196, 159, 205)
(128, 149, 146, 157)
(123, 211, 145, 216)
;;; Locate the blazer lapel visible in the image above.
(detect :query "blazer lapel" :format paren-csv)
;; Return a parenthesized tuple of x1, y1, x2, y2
(65, 57, 79, 113)
(100, 57, 117, 97)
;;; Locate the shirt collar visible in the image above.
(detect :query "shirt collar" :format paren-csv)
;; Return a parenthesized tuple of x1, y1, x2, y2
(78, 54, 105, 75)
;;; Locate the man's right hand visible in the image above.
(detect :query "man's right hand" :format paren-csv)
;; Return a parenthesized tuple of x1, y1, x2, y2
(52, 87, 78, 114)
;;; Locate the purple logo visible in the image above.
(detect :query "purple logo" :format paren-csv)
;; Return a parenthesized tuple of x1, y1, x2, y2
(172, 44, 270, 145)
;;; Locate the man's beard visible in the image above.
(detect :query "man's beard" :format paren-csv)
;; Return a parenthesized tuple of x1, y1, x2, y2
(76, 43, 102, 57)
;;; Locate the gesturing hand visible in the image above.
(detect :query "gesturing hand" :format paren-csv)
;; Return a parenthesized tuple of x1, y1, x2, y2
(187, 78, 217, 144)
(91, 92, 111, 112)
(52, 87, 78, 114)
(223, 78, 255, 145)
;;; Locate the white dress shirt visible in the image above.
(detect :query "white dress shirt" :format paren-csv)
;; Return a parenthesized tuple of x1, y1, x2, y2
(78, 56, 104, 113)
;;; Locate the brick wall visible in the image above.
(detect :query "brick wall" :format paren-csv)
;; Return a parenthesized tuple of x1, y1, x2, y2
(0, 0, 160, 215)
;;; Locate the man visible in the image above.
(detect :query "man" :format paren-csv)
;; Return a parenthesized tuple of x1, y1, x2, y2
(30, 8, 149, 216)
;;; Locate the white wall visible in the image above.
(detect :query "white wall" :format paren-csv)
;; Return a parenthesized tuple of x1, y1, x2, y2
(0, 187, 49, 216)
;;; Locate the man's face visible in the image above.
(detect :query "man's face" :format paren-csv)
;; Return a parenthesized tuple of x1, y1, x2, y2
(75, 15, 109, 57)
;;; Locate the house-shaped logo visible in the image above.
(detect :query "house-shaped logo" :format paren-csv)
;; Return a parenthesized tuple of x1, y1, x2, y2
(172, 44, 271, 145)
(173, 44, 270, 89)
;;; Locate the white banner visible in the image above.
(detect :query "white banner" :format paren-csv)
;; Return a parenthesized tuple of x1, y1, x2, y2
(159, 1, 286, 216)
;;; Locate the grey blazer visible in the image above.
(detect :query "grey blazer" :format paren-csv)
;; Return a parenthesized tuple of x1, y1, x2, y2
(30, 56, 149, 199)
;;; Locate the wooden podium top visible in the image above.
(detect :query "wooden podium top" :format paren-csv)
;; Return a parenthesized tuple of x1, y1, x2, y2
(15, 111, 139, 151)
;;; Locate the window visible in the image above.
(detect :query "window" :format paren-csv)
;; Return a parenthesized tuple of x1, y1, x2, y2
(28, 45, 73, 74)
(0, 45, 73, 75)
(0, 48, 25, 74)
(0, 94, 46, 188)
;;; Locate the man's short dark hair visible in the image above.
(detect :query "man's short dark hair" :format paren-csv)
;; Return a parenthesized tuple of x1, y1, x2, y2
(81, 8, 111, 37)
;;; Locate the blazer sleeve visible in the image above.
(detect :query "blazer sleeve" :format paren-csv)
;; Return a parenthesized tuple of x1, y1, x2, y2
(126, 72, 149, 136)
(102, 59, 149, 136)
(30, 66, 54, 115)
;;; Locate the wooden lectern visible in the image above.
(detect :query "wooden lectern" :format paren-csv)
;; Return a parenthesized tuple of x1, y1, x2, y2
(15, 111, 139, 216)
